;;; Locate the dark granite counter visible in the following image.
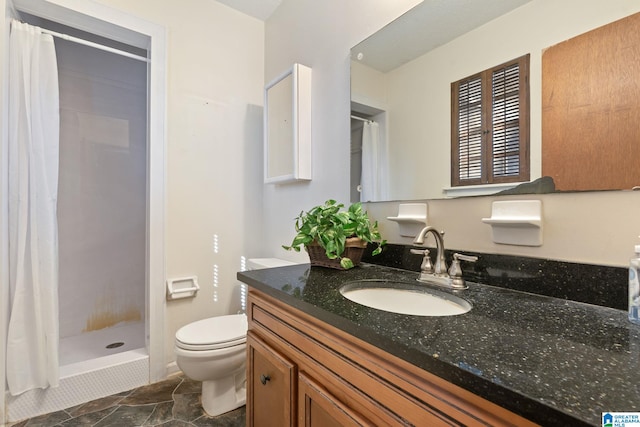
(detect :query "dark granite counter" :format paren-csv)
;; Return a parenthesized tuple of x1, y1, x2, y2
(238, 262, 640, 426)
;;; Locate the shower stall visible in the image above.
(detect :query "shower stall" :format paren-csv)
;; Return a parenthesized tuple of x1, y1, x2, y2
(54, 23, 147, 367)
(2, 0, 167, 422)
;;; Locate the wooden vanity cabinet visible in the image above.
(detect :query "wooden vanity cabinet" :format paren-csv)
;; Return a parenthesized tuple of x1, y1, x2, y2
(247, 333, 296, 426)
(246, 289, 538, 427)
(298, 372, 371, 426)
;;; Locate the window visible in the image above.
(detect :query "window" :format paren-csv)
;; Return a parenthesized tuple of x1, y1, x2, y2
(451, 55, 530, 187)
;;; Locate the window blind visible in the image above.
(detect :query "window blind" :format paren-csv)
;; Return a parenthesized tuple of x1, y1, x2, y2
(492, 63, 521, 178)
(457, 77, 482, 181)
(452, 54, 529, 187)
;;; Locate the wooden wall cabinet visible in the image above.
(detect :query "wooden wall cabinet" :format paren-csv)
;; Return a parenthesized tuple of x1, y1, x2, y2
(246, 289, 538, 427)
(542, 12, 640, 191)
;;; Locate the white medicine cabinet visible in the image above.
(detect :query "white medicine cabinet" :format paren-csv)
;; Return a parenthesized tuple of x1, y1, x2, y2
(264, 63, 312, 184)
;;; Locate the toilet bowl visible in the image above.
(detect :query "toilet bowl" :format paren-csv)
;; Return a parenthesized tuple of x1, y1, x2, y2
(175, 314, 248, 416)
(175, 258, 296, 416)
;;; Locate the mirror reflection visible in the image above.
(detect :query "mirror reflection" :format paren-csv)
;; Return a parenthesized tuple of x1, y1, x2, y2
(350, 0, 640, 202)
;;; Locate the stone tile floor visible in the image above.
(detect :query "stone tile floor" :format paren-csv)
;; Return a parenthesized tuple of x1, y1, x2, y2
(9, 375, 245, 427)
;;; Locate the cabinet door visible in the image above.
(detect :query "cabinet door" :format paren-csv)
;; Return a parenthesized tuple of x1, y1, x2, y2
(247, 332, 296, 427)
(298, 372, 373, 427)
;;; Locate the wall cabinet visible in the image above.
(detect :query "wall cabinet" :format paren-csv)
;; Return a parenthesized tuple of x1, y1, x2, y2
(264, 63, 312, 184)
(246, 289, 538, 427)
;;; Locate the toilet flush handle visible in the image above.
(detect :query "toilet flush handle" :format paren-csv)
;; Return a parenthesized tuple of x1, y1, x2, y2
(260, 374, 271, 385)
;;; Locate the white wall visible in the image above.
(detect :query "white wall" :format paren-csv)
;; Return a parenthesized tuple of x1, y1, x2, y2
(263, 0, 640, 269)
(350, 60, 387, 110)
(262, 0, 422, 264)
(365, 192, 640, 268)
(95, 0, 264, 364)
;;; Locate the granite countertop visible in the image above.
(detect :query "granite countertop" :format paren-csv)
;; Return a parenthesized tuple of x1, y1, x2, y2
(238, 262, 640, 426)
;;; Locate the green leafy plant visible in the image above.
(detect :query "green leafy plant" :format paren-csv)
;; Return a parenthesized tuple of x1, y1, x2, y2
(283, 199, 386, 269)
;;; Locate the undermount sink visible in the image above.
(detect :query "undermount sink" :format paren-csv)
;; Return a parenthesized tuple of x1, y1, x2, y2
(340, 279, 472, 317)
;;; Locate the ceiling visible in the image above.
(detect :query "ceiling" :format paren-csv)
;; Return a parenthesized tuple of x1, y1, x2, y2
(215, 0, 282, 21)
(214, 0, 532, 68)
(352, 0, 532, 72)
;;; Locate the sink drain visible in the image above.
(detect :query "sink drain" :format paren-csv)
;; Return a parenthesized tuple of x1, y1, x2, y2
(106, 342, 124, 349)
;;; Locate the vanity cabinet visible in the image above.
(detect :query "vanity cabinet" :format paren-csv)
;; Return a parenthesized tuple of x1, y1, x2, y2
(247, 333, 295, 426)
(246, 289, 538, 427)
(247, 331, 368, 426)
(297, 372, 370, 426)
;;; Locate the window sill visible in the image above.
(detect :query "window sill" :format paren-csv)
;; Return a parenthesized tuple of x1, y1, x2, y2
(442, 182, 526, 198)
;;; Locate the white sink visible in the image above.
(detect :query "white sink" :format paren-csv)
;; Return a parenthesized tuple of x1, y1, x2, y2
(340, 280, 472, 317)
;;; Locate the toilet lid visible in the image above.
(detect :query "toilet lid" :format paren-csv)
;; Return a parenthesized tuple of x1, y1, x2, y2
(175, 314, 247, 351)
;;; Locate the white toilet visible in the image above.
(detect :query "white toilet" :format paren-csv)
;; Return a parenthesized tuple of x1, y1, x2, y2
(174, 258, 296, 416)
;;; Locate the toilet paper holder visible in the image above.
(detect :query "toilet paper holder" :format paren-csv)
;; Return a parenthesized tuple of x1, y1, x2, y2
(166, 276, 200, 300)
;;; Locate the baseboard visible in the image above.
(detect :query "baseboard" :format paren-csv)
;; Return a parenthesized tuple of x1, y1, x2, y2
(166, 361, 181, 377)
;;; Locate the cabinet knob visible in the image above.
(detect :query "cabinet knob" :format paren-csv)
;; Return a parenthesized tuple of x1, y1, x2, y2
(260, 374, 271, 385)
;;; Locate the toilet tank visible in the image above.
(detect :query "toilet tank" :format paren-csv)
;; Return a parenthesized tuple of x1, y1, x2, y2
(246, 258, 297, 270)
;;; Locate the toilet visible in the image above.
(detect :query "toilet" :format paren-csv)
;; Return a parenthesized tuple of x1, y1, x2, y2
(174, 258, 296, 416)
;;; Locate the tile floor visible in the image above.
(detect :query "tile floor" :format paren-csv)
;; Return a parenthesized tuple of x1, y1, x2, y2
(9, 375, 245, 427)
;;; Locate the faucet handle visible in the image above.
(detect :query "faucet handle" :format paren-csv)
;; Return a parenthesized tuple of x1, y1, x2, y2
(410, 248, 433, 274)
(454, 253, 478, 263)
(448, 253, 478, 288)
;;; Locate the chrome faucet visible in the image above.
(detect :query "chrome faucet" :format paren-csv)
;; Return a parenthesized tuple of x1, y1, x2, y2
(411, 226, 477, 290)
(413, 226, 448, 275)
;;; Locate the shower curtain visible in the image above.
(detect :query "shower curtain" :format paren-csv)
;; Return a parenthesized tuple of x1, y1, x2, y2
(7, 20, 60, 395)
(360, 121, 388, 202)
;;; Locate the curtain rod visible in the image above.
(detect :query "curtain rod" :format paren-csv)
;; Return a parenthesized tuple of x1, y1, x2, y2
(12, 20, 149, 63)
(41, 27, 149, 63)
(350, 114, 373, 123)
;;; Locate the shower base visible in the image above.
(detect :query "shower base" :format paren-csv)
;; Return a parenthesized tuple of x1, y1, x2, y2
(6, 323, 149, 423)
(60, 321, 146, 367)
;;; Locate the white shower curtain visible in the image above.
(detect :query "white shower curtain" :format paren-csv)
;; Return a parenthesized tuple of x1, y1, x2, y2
(360, 121, 388, 202)
(7, 20, 60, 395)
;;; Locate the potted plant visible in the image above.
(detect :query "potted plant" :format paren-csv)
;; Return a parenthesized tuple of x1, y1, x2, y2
(283, 199, 386, 269)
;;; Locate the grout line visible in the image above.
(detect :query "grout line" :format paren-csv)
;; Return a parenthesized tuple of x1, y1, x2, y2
(94, 406, 120, 427)
(171, 377, 184, 398)
(137, 403, 157, 427)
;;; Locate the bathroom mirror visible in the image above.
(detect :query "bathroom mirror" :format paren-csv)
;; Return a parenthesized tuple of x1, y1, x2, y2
(264, 63, 312, 184)
(350, 0, 640, 201)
